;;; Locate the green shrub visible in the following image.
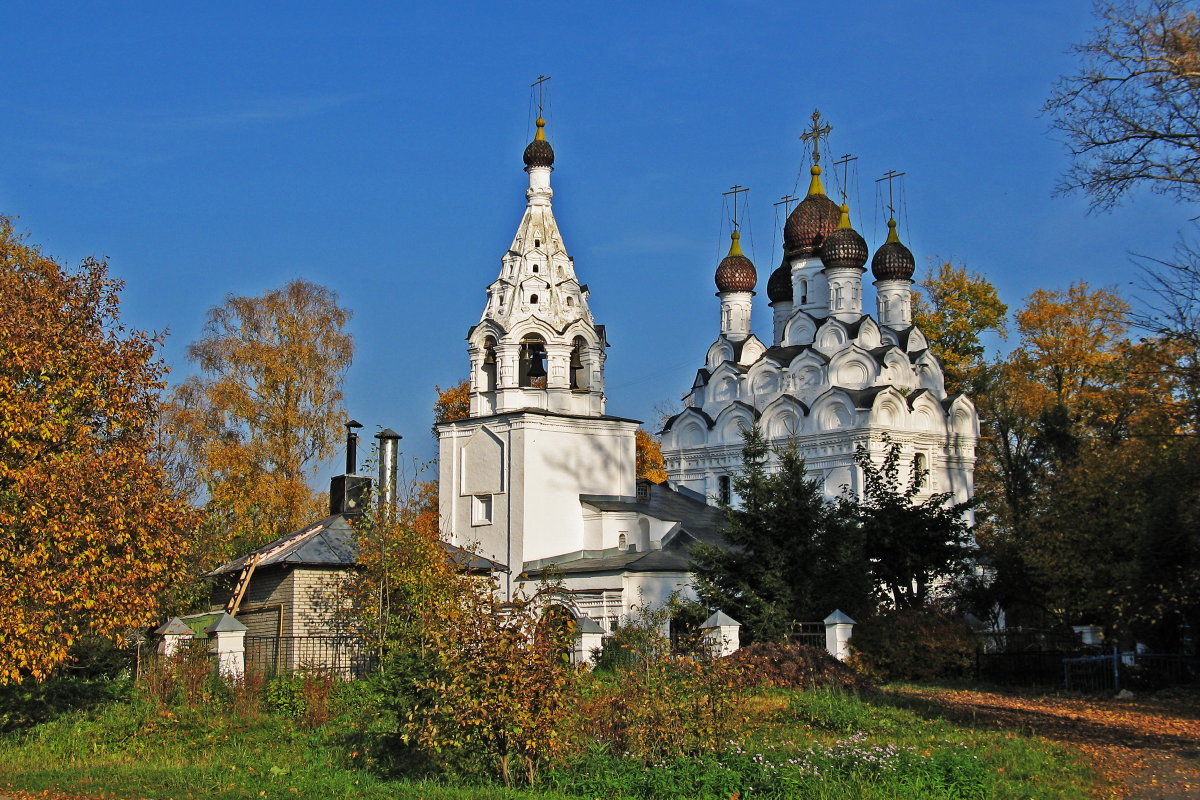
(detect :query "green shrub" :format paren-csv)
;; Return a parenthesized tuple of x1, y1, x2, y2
(848, 607, 976, 682)
(265, 675, 306, 718)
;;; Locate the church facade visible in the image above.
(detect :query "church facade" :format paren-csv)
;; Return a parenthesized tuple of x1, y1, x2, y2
(659, 161, 978, 510)
(438, 113, 979, 630)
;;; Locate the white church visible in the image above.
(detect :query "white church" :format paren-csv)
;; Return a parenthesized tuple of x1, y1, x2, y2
(436, 113, 979, 632)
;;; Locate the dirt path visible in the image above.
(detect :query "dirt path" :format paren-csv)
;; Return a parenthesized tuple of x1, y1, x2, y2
(891, 686, 1200, 799)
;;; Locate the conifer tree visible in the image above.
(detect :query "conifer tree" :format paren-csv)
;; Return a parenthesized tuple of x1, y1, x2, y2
(691, 427, 870, 643)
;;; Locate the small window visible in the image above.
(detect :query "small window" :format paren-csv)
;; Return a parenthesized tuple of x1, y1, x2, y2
(532, 264, 539, 273)
(912, 453, 928, 488)
(636, 482, 650, 503)
(534, 238, 541, 248)
(566, 296, 573, 306)
(530, 293, 539, 304)
(718, 475, 732, 505)
(472, 494, 493, 526)
(618, 533, 627, 551)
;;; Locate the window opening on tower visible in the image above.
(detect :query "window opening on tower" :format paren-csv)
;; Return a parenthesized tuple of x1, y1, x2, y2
(520, 334, 547, 387)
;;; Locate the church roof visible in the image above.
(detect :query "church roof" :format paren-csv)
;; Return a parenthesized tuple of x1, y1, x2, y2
(529, 480, 728, 577)
(714, 231, 757, 293)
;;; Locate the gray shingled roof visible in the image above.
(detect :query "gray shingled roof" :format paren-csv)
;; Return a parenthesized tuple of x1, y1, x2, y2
(527, 480, 728, 577)
(206, 514, 505, 577)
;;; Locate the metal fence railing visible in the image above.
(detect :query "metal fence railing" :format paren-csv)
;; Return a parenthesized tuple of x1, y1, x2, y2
(244, 635, 376, 679)
(789, 621, 825, 649)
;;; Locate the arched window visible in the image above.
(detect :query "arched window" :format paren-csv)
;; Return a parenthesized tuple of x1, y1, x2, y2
(570, 336, 589, 390)
(530, 293, 539, 305)
(618, 533, 627, 551)
(519, 333, 547, 388)
(800, 280, 808, 305)
(717, 475, 732, 505)
(482, 336, 497, 391)
(532, 264, 539, 273)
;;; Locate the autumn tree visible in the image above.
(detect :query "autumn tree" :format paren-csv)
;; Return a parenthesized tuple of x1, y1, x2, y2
(0, 218, 197, 683)
(171, 279, 352, 559)
(430, 379, 470, 436)
(1046, 0, 1200, 209)
(635, 428, 668, 484)
(911, 260, 1007, 395)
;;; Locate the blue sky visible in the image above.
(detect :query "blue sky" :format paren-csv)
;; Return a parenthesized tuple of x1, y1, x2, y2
(2, 1, 1188, 469)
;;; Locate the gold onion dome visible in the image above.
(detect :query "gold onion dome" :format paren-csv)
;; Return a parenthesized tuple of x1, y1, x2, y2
(714, 230, 757, 292)
(871, 218, 916, 280)
(819, 204, 868, 270)
(523, 117, 555, 167)
(783, 165, 840, 259)
(766, 254, 792, 302)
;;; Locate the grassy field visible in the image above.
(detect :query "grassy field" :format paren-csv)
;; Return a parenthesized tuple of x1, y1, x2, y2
(0, 677, 1104, 800)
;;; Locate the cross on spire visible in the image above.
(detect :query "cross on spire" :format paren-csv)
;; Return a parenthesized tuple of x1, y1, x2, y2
(875, 169, 907, 216)
(722, 184, 749, 230)
(799, 109, 832, 167)
(832, 153, 857, 204)
(531, 75, 551, 116)
(773, 194, 799, 214)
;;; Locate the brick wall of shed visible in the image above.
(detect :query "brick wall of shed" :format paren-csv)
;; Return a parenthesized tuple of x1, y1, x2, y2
(289, 567, 354, 636)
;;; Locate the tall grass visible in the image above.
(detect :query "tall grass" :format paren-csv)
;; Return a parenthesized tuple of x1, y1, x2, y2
(0, 677, 1103, 800)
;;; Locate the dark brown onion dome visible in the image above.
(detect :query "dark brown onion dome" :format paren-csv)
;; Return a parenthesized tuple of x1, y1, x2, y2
(767, 257, 792, 303)
(819, 204, 868, 270)
(715, 230, 757, 292)
(783, 166, 840, 259)
(523, 117, 555, 168)
(871, 218, 916, 280)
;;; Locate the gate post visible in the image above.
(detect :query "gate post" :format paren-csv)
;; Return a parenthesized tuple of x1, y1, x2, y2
(700, 611, 741, 657)
(206, 612, 248, 680)
(155, 617, 194, 657)
(824, 610, 855, 661)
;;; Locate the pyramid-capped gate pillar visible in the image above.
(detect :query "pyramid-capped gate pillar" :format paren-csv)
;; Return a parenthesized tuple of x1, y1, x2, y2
(824, 610, 855, 661)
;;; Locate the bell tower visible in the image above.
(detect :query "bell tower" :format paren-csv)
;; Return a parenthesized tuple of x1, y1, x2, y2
(438, 96, 637, 597)
(466, 115, 607, 418)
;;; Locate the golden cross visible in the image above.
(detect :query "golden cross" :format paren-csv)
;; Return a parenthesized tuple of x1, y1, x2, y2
(799, 109, 832, 166)
(722, 184, 749, 229)
(531, 75, 551, 115)
(832, 153, 857, 203)
(875, 169, 907, 216)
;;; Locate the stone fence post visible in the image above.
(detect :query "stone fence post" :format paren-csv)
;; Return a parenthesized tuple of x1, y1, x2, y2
(824, 610, 855, 661)
(154, 617, 194, 657)
(205, 612, 248, 680)
(573, 616, 605, 666)
(700, 611, 741, 658)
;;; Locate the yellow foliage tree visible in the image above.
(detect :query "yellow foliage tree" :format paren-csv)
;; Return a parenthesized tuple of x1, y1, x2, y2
(431, 379, 470, 436)
(635, 428, 668, 484)
(911, 260, 1007, 395)
(0, 219, 197, 683)
(171, 280, 353, 559)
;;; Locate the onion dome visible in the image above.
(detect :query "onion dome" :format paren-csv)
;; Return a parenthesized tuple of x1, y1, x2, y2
(783, 165, 840, 259)
(871, 218, 916, 280)
(714, 230, 757, 292)
(522, 117, 555, 168)
(819, 204, 868, 270)
(767, 255, 792, 303)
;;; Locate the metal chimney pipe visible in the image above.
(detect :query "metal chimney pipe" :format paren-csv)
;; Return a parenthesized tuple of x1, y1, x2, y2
(374, 429, 403, 510)
(344, 419, 363, 474)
